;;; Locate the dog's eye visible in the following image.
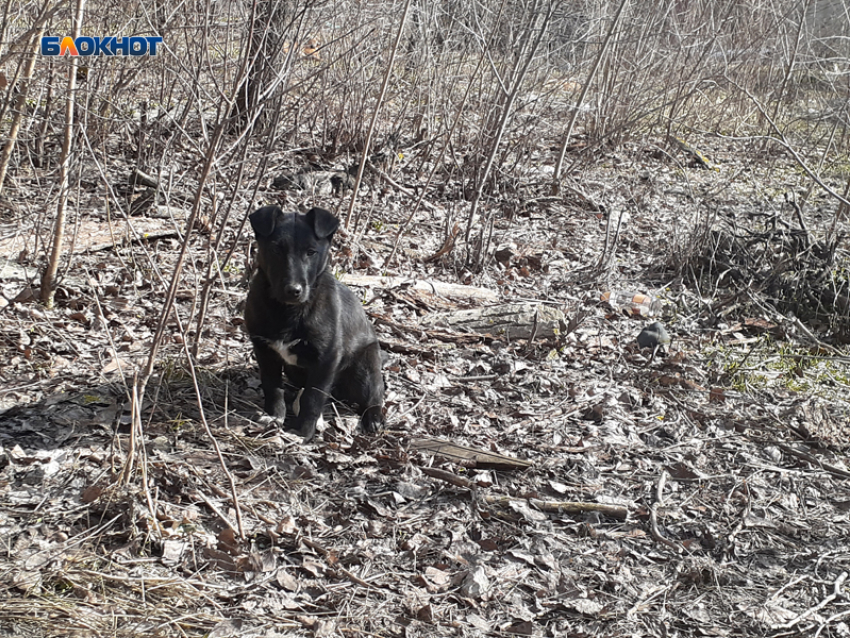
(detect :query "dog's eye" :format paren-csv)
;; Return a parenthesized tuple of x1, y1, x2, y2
(306, 249, 318, 257)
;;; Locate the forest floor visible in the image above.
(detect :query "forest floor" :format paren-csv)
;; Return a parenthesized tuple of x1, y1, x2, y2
(1, 133, 850, 637)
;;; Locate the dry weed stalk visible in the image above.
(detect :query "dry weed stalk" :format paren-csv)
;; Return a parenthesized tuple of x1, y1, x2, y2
(733, 82, 850, 209)
(384, 52, 486, 267)
(768, 0, 810, 131)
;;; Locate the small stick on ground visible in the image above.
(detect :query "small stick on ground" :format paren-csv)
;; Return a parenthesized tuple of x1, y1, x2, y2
(421, 466, 474, 489)
(649, 505, 683, 553)
(194, 490, 239, 533)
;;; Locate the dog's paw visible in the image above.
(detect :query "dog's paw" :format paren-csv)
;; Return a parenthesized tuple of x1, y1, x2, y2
(258, 413, 287, 429)
(300, 423, 316, 442)
(296, 414, 325, 442)
(263, 397, 287, 421)
(359, 408, 384, 434)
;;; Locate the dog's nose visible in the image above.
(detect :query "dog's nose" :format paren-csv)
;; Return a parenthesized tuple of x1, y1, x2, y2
(284, 283, 303, 299)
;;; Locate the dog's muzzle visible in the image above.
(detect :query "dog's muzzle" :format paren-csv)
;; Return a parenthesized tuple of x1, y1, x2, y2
(279, 283, 308, 304)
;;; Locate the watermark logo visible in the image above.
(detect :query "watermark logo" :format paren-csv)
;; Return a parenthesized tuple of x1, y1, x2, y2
(41, 36, 163, 56)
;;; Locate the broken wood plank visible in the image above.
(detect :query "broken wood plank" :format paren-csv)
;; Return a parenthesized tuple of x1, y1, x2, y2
(340, 274, 498, 303)
(408, 437, 532, 471)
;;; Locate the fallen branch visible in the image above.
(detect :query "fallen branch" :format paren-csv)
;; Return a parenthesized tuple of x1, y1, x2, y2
(483, 495, 628, 520)
(409, 438, 532, 471)
(426, 302, 566, 340)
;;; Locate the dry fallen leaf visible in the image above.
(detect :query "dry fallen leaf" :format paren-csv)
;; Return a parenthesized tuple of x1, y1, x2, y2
(460, 565, 490, 598)
(81, 485, 104, 503)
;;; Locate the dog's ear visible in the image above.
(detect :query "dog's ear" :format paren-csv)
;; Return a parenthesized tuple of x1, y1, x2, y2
(305, 207, 340, 239)
(250, 206, 283, 237)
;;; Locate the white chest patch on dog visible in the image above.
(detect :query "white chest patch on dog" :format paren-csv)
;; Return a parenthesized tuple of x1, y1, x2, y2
(269, 339, 301, 366)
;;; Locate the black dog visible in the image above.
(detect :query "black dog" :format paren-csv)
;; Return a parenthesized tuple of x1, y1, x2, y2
(245, 205, 385, 441)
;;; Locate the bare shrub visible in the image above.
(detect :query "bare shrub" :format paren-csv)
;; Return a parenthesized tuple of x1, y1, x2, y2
(1, 0, 849, 436)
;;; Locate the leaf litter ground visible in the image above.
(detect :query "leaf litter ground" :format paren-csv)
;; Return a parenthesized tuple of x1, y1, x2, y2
(1, 136, 850, 637)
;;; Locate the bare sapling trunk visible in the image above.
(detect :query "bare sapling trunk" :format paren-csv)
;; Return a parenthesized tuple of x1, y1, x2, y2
(135, 118, 229, 411)
(384, 53, 488, 268)
(229, 0, 307, 133)
(663, 3, 736, 144)
(0, 0, 12, 53)
(190, 92, 286, 358)
(0, 26, 44, 197)
(0, 1, 61, 69)
(41, 0, 86, 307)
(121, 114, 228, 500)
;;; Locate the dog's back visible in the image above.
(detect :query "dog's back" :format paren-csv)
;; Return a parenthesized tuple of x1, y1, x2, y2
(245, 206, 384, 440)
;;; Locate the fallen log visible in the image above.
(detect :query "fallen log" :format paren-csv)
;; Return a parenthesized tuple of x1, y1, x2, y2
(426, 302, 566, 340)
(0, 217, 182, 256)
(341, 274, 498, 303)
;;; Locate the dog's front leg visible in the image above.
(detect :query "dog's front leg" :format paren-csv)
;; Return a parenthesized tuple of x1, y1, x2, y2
(294, 361, 338, 441)
(252, 340, 287, 419)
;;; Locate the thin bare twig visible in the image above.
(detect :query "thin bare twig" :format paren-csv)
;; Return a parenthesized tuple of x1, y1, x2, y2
(780, 571, 847, 630)
(465, 0, 557, 269)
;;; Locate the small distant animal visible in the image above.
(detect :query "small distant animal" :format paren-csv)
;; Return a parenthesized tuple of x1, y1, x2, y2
(637, 321, 671, 351)
(244, 205, 385, 441)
